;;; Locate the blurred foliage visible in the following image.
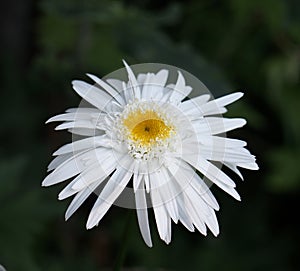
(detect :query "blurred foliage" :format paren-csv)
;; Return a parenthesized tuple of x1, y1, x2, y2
(0, 0, 299, 270)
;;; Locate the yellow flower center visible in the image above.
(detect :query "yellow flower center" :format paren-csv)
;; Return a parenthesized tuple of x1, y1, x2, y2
(123, 110, 172, 146)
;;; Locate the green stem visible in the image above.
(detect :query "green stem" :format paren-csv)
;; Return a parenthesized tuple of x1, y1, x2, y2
(113, 209, 133, 271)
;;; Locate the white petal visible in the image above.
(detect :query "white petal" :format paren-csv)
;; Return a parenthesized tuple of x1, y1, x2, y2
(86, 73, 125, 105)
(176, 194, 195, 232)
(183, 191, 207, 235)
(68, 128, 102, 137)
(149, 175, 170, 244)
(133, 162, 143, 192)
(106, 78, 124, 92)
(66, 107, 100, 113)
(47, 153, 73, 172)
(123, 60, 141, 100)
(135, 181, 152, 247)
(142, 70, 169, 100)
(184, 185, 219, 236)
(72, 80, 113, 111)
(169, 71, 192, 105)
(86, 159, 134, 229)
(192, 117, 247, 135)
(189, 92, 244, 118)
(58, 177, 82, 200)
(156, 168, 179, 223)
(43, 148, 104, 186)
(179, 94, 211, 112)
(65, 181, 100, 220)
(141, 73, 152, 100)
(183, 164, 220, 210)
(137, 73, 147, 84)
(72, 151, 116, 190)
(46, 109, 102, 123)
(187, 144, 256, 164)
(182, 155, 241, 200)
(224, 162, 244, 180)
(195, 135, 247, 148)
(149, 171, 173, 243)
(204, 210, 219, 236)
(122, 81, 133, 103)
(53, 136, 111, 156)
(236, 162, 259, 170)
(152, 69, 169, 90)
(55, 120, 96, 131)
(168, 161, 219, 214)
(213, 92, 244, 107)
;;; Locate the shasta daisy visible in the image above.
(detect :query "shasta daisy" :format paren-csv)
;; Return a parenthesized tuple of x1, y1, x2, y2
(43, 61, 258, 247)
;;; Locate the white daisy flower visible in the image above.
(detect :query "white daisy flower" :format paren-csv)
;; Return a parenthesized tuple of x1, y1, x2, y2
(43, 61, 258, 247)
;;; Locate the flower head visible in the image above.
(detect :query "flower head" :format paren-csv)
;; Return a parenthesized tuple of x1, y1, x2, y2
(43, 61, 258, 247)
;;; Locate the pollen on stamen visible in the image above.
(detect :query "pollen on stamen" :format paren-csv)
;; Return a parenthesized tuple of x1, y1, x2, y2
(115, 102, 178, 160)
(122, 108, 173, 146)
(130, 118, 172, 145)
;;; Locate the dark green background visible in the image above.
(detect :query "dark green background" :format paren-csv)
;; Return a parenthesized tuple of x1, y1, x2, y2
(1, 0, 299, 270)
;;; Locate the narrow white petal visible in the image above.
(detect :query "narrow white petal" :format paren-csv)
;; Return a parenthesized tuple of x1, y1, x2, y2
(203, 208, 219, 236)
(58, 177, 82, 200)
(183, 191, 207, 235)
(176, 194, 195, 232)
(165, 217, 172, 244)
(142, 73, 162, 100)
(141, 73, 153, 100)
(153, 69, 169, 87)
(179, 94, 211, 112)
(65, 181, 100, 220)
(55, 120, 95, 131)
(68, 128, 102, 136)
(47, 153, 73, 172)
(149, 172, 172, 244)
(53, 136, 111, 156)
(142, 70, 169, 100)
(193, 103, 227, 117)
(106, 78, 124, 92)
(122, 81, 133, 103)
(213, 92, 244, 107)
(144, 173, 150, 193)
(190, 145, 256, 164)
(72, 80, 113, 111)
(195, 135, 247, 148)
(86, 160, 133, 229)
(157, 168, 179, 223)
(71, 153, 116, 190)
(192, 117, 247, 135)
(123, 60, 141, 100)
(187, 168, 220, 210)
(169, 159, 219, 210)
(86, 73, 125, 105)
(135, 181, 152, 247)
(46, 110, 101, 123)
(182, 155, 241, 200)
(181, 153, 236, 187)
(133, 162, 143, 192)
(43, 148, 102, 186)
(237, 162, 259, 170)
(184, 184, 219, 236)
(137, 73, 147, 84)
(224, 162, 244, 180)
(167, 161, 212, 217)
(133, 174, 143, 193)
(169, 71, 192, 105)
(150, 191, 170, 243)
(190, 92, 244, 118)
(66, 107, 100, 113)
